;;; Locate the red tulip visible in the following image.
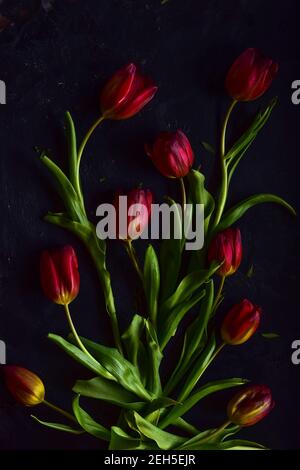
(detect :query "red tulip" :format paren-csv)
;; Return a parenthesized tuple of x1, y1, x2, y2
(145, 130, 194, 178)
(100, 63, 158, 120)
(227, 384, 274, 426)
(207, 228, 242, 276)
(226, 48, 278, 101)
(2, 365, 45, 407)
(114, 188, 153, 240)
(221, 299, 261, 345)
(40, 245, 80, 305)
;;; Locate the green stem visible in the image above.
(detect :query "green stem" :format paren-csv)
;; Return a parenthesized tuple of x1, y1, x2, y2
(43, 399, 77, 423)
(198, 420, 232, 444)
(125, 240, 144, 281)
(72, 115, 105, 213)
(77, 115, 105, 165)
(84, 233, 123, 355)
(178, 342, 226, 402)
(63, 303, 97, 362)
(179, 177, 186, 211)
(211, 276, 225, 314)
(213, 100, 237, 228)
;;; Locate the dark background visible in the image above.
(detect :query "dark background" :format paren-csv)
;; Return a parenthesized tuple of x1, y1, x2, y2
(0, 0, 299, 450)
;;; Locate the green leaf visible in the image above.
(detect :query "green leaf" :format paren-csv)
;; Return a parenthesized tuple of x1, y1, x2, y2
(178, 334, 217, 401)
(216, 193, 296, 234)
(144, 245, 160, 325)
(109, 426, 158, 450)
(159, 199, 184, 301)
(65, 111, 79, 194)
(72, 395, 111, 440)
(201, 141, 215, 155)
(164, 280, 214, 396)
(160, 378, 247, 429)
(177, 425, 240, 450)
(132, 411, 185, 450)
(145, 397, 179, 415)
(40, 154, 86, 223)
(122, 315, 163, 395)
(187, 169, 215, 234)
(121, 314, 146, 370)
(262, 332, 280, 339)
(44, 213, 104, 254)
(144, 320, 163, 396)
(70, 335, 153, 401)
(31, 416, 83, 434)
(73, 377, 145, 410)
(227, 140, 253, 186)
(158, 289, 206, 350)
(215, 439, 267, 450)
(226, 98, 277, 166)
(160, 262, 220, 314)
(48, 333, 115, 381)
(173, 418, 200, 436)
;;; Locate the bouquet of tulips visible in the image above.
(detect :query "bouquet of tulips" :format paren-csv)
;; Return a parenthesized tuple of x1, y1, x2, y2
(2, 49, 295, 450)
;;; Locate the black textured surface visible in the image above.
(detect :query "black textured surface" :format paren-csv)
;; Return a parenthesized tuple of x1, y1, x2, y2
(0, 0, 299, 450)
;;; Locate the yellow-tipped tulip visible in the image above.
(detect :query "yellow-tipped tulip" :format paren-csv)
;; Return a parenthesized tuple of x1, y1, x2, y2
(2, 365, 45, 407)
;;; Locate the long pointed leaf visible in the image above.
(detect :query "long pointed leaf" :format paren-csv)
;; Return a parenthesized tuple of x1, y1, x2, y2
(132, 411, 185, 450)
(65, 111, 79, 193)
(160, 378, 247, 429)
(164, 280, 214, 395)
(158, 289, 206, 350)
(41, 154, 85, 223)
(159, 199, 184, 301)
(72, 395, 111, 440)
(70, 335, 153, 401)
(48, 333, 115, 380)
(225, 98, 277, 163)
(216, 193, 296, 234)
(73, 377, 145, 410)
(31, 416, 83, 434)
(144, 245, 160, 325)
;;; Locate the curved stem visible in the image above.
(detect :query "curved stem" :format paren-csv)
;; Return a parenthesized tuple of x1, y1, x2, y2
(74, 115, 105, 209)
(179, 177, 186, 211)
(124, 240, 144, 281)
(213, 100, 237, 228)
(211, 275, 225, 314)
(77, 115, 105, 164)
(63, 303, 96, 362)
(43, 399, 77, 423)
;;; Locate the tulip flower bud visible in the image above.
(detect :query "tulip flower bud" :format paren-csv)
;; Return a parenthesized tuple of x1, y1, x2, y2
(40, 245, 80, 305)
(2, 365, 45, 407)
(221, 299, 261, 345)
(227, 384, 274, 426)
(114, 188, 153, 241)
(226, 48, 278, 102)
(100, 63, 158, 120)
(145, 130, 194, 179)
(207, 227, 242, 277)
